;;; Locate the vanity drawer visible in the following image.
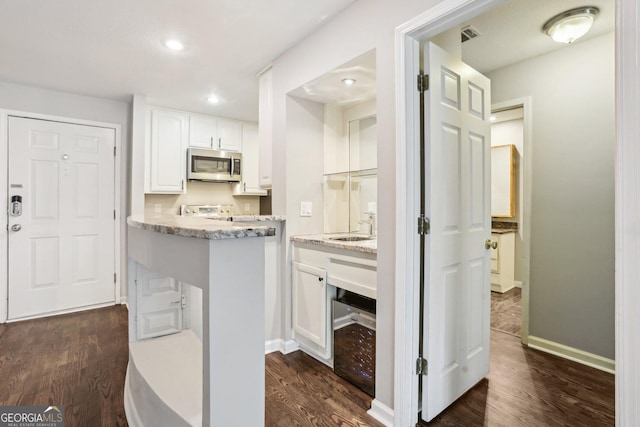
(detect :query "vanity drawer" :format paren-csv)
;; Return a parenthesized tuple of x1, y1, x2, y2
(327, 257, 377, 299)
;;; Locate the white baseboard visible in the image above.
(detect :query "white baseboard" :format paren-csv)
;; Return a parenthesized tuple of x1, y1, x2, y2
(528, 335, 615, 374)
(264, 339, 300, 355)
(515, 280, 523, 288)
(121, 296, 129, 310)
(367, 399, 394, 427)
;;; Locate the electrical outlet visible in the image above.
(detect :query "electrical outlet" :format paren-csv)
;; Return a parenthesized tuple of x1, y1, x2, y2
(154, 203, 162, 214)
(300, 201, 312, 217)
(244, 203, 251, 212)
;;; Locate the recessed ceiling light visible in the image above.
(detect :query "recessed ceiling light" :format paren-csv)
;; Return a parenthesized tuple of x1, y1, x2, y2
(543, 7, 599, 44)
(207, 95, 221, 104)
(342, 78, 356, 86)
(164, 39, 184, 51)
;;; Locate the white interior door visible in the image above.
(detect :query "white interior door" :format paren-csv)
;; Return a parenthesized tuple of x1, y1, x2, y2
(135, 263, 184, 340)
(421, 42, 492, 421)
(7, 117, 116, 320)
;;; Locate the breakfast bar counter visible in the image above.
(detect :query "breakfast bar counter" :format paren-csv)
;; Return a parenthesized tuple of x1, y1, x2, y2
(125, 214, 273, 427)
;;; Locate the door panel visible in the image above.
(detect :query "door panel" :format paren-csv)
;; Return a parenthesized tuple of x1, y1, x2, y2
(7, 117, 116, 319)
(421, 42, 491, 421)
(136, 264, 183, 340)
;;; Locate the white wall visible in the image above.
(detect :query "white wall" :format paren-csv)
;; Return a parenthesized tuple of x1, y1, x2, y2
(0, 81, 131, 301)
(270, 0, 446, 410)
(489, 33, 615, 359)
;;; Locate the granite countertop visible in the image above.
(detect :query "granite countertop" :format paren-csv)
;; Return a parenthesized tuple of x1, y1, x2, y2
(290, 233, 377, 255)
(229, 215, 286, 222)
(491, 220, 518, 234)
(127, 214, 275, 240)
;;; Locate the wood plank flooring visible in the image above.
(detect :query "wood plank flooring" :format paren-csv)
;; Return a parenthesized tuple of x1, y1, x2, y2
(0, 305, 129, 426)
(491, 287, 522, 336)
(0, 305, 614, 427)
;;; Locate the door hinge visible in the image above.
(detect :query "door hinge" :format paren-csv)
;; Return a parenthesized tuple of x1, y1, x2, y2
(417, 74, 429, 92)
(114, 146, 116, 156)
(416, 357, 428, 375)
(114, 210, 116, 220)
(114, 273, 117, 284)
(181, 294, 187, 309)
(418, 215, 430, 235)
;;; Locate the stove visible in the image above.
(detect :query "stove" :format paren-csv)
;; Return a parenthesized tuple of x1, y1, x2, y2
(179, 204, 235, 218)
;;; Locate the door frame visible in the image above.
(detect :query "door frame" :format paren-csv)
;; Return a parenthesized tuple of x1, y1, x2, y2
(394, 0, 637, 426)
(0, 109, 123, 323)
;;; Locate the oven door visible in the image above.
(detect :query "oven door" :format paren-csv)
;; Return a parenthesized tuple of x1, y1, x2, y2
(187, 148, 241, 182)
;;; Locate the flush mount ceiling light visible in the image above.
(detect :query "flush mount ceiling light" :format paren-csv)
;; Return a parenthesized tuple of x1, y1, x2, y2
(341, 78, 356, 86)
(207, 95, 221, 104)
(543, 7, 599, 44)
(163, 39, 185, 51)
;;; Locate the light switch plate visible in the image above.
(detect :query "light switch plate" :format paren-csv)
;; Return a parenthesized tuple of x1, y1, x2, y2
(300, 201, 312, 217)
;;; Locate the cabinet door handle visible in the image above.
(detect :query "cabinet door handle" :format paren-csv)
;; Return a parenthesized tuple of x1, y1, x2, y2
(210, 136, 213, 147)
(318, 277, 324, 282)
(243, 182, 246, 192)
(218, 137, 221, 148)
(181, 179, 184, 191)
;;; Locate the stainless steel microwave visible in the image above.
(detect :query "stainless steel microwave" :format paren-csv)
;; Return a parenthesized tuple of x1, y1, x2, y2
(187, 148, 242, 182)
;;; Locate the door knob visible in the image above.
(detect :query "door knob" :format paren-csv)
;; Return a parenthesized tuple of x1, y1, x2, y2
(485, 239, 494, 250)
(10, 224, 22, 232)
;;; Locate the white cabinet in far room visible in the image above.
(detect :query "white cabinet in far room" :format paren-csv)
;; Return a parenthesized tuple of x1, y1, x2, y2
(189, 114, 218, 148)
(148, 108, 188, 194)
(217, 118, 242, 152)
(490, 231, 516, 293)
(292, 261, 327, 348)
(233, 124, 267, 196)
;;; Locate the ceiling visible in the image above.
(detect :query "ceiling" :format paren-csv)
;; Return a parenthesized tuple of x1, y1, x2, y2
(0, 0, 355, 122)
(462, 0, 614, 74)
(0, 0, 614, 122)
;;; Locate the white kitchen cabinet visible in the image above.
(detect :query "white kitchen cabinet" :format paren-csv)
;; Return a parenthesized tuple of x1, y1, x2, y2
(291, 240, 376, 362)
(490, 231, 516, 293)
(148, 108, 188, 194)
(189, 114, 218, 148)
(292, 261, 327, 348)
(233, 124, 267, 196)
(258, 67, 273, 188)
(217, 118, 242, 152)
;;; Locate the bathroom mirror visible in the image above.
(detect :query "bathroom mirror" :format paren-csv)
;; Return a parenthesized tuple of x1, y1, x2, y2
(349, 115, 377, 171)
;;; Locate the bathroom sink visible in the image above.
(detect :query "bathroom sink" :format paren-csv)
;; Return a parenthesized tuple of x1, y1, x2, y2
(329, 236, 373, 242)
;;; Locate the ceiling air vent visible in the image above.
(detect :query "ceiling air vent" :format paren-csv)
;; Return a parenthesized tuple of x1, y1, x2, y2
(461, 26, 482, 43)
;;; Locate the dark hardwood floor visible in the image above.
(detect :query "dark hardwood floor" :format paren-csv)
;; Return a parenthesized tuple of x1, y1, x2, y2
(0, 304, 614, 427)
(0, 305, 129, 426)
(491, 287, 522, 336)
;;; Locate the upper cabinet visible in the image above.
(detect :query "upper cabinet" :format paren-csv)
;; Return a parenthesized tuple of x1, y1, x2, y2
(189, 114, 218, 148)
(491, 144, 516, 218)
(217, 119, 242, 152)
(233, 124, 267, 196)
(146, 105, 258, 195)
(258, 67, 273, 188)
(148, 108, 188, 194)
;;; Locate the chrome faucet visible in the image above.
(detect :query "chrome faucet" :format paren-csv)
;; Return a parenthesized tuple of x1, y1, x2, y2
(359, 211, 376, 238)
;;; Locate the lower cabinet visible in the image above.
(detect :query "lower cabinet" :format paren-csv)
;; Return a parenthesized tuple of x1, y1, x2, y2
(292, 262, 327, 347)
(291, 241, 376, 363)
(490, 231, 516, 293)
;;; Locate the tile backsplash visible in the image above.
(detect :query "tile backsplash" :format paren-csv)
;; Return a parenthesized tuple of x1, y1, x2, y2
(144, 181, 260, 216)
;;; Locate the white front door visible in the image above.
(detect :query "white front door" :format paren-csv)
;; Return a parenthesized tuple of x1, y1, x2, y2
(7, 116, 116, 320)
(421, 42, 492, 421)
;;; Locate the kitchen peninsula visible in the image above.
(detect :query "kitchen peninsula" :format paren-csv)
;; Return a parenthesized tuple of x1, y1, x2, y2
(125, 214, 275, 427)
